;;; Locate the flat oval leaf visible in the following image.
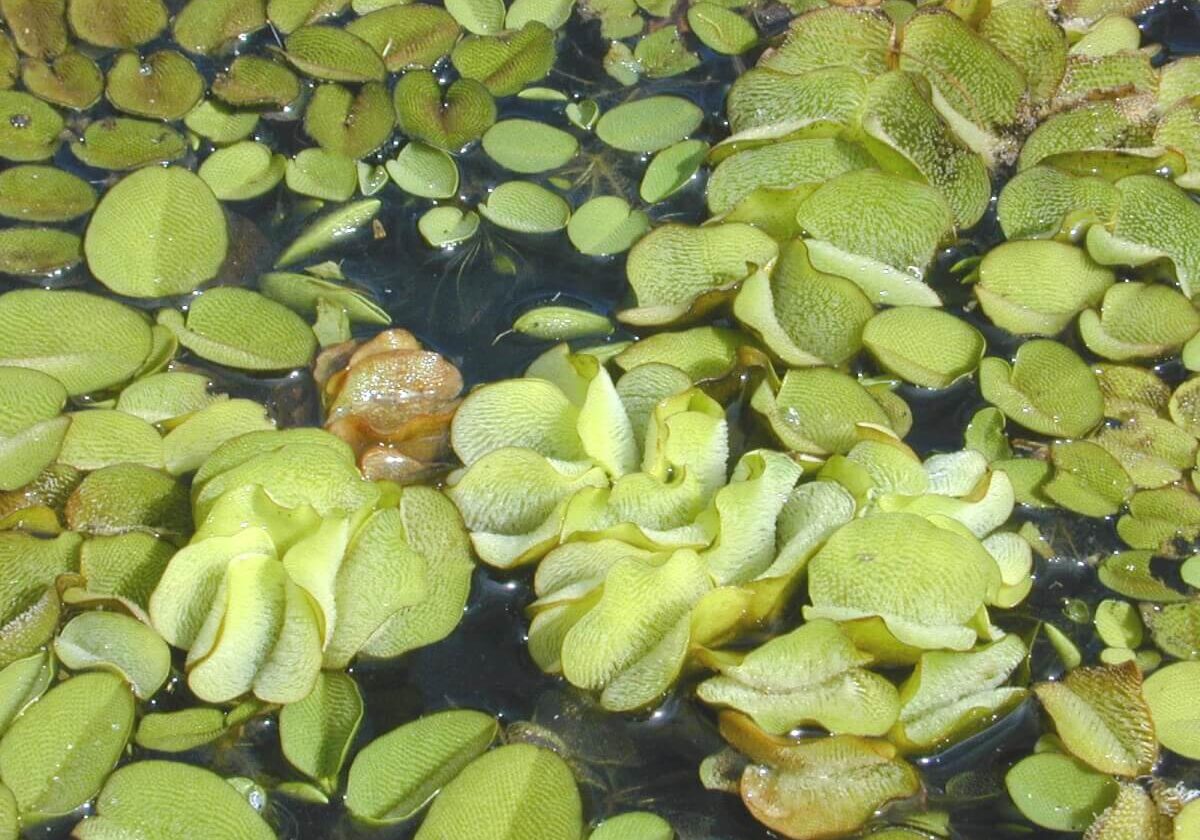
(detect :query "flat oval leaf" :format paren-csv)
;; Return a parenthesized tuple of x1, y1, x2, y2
(386, 142, 460, 199)
(478, 181, 570, 234)
(445, 0, 504, 34)
(85, 166, 228, 298)
(0, 91, 62, 161)
(21, 50, 104, 110)
(640, 139, 707, 203)
(0, 672, 133, 821)
(862, 307, 984, 389)
(54, 611, 171, 700)
(280, 671, 363, 791)
(345, 709, 499, 824)
(1142, 661, 1200, 759)
(161, 287, 317, 371)
(345, 5, 460, 70)
(304, 81, 395, 159)
(1005, 752, 1118, 831)
(105, 49, 204, 120)
(596, 95, 703, 153)
(687, 2, 756, 55)
(285, 24, 385, 81)
(591, 812, 674, 840)
(567, 195, 649, 256)
(134, 707, 227, 752)
(67, 0, 166, 47)
(414, 744, 583, 840)
(0, 166, 94, 222)
(70, 118, 186, 171)
(482, 119, 578, 173)
(0, 227, 80, 276)
(212, 55, 301, 108)
(72, 761, 275, 839)
(418, 206, 480, 247)
(979, 340, 1104, 438)
(200, 141, 287, 201)
(173, 0, 267, 54)
(0, 288, 152, 395)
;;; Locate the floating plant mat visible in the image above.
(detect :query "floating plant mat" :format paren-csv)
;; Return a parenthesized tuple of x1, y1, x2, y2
(3, 1, 1200, 839)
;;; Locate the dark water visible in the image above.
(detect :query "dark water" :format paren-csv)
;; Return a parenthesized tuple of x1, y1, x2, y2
(8, 1, 1200, 838)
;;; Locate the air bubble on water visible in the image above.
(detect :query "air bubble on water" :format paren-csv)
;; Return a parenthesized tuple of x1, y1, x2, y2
(9, 114, 30, 128)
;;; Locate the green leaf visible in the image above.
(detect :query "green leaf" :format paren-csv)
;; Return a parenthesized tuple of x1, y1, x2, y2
(105, 49, 204, 120)
(0, 227, 80, 276)
(21, 49, 103, 110)
(274, 199, 382, 267)
(1005, 752, 1119, 832)
(724, 66, 866, 137)
(1080, 282, 1200, 361)
(85, 166, 228, 299)
(862, 307, 984, 389)
(345, 709, 499, 824)
(561, 550, 711, 710)
(723, 719, 921, 840)
(482, 119, 578, 173)
(173, 0, 267, 55)
(706, 137, 872, 217)
(280, 671, 362, 791)
(135, 707, 228, 752)
(70, 118, 185, 171)
(54, 611, 170, 700)
(445, 0, 504, 34)
(632, 26, 697, 78)
(979, 340, 1104, 438)
(891, 634, 1026, 753)
(304, 81, 395, 159)
(160, 287, 317, 371)
(996, 165, 1118, 241)
(760, 7, 890, 76)
(212, 55, 301, 109)
(805, 512, 999, 651)
(1034, 661, 1157, 776)
(978, 0, 1066, 102)
(0, 672, 133, 821)
(200, 141, 287, 201)
(450, 22, 555, 96)
(259, 271, 388, 325)
(506, 0, 573, 29)
(386, 142, 460, 199)
(1043, 440, 1132, 517)
(162, 399, 275, 476)
(285, 24, 385, 81)
(268, 0, 348, 32)
(697, 619, 899, 736)
(345, 4, 460, 70)
(0, 166, 94, 222)
(67, 0, 166, 47)
(751, 367, 892, 456)
(590, 812, 674, 840)
(732, 240, 873, 368)
(687, 3, 755, 54)
(514, 306, 612, 340)
(0, 651, 53, 737)
(0, 91, 62, 161)
(596, 95, 703, 153)
(1142, 661, 1200, 759)
(566, 196, 649, 257)
(478, 181, 570, 234)
(859, 69, 991, 228)
(795, 168, 953, 295)
(622, 222, 777, 326)
(184, 99, 259, 145)
(394, 71, 496, 152)
(72, 761, 275, 839)
(414, 744, 583, 840)
(0, 0, 69, 58)
(974, 240, 1115, 336)
(0, 289, 152, 396)
(418, 206, 480, 247)
(65, 463, 190, 538)
(1140, 601, 1199, 660)
(640, 139, 707, 203)
(78, 533, 174, 615)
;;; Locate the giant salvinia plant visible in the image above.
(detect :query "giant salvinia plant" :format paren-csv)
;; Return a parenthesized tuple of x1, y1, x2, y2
(148, 428, 473, 704)
(446, 342, 1031, 713)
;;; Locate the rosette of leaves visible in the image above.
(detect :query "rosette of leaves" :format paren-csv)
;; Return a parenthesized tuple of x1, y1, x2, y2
(148, 426, 473, 703)
(315, 328, 464, 484)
